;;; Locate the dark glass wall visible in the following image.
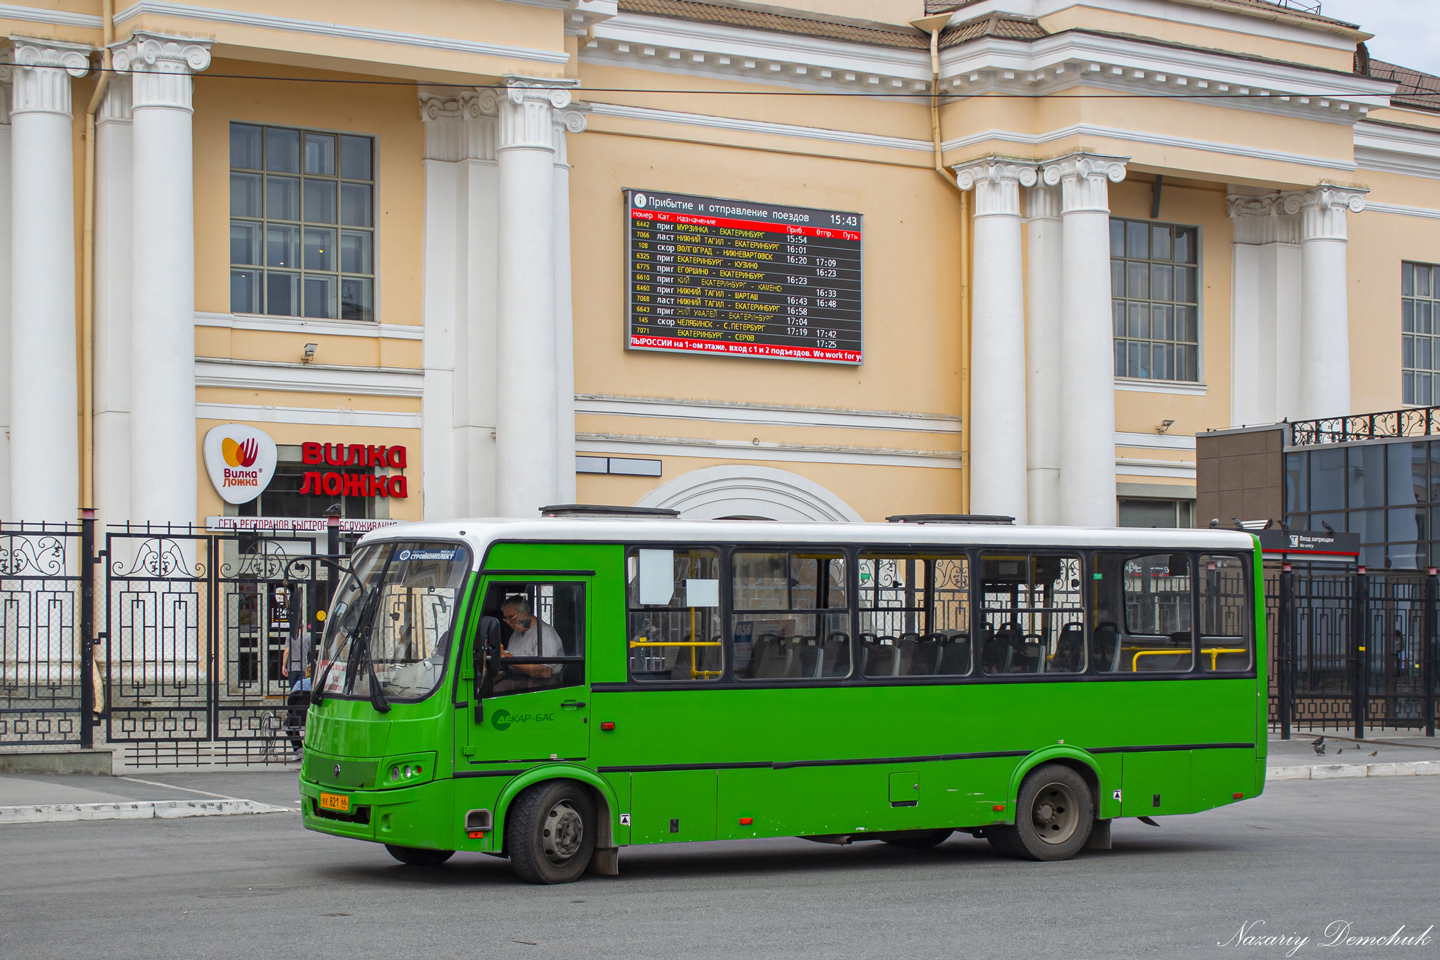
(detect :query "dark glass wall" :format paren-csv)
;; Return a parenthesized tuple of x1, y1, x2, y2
(1286, 440, 1433, 568)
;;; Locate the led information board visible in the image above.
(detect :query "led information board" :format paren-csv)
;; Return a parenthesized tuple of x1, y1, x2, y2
(625, 189, 862, 364)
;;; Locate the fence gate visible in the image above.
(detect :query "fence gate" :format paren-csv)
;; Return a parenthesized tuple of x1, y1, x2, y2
(0, 522, 91, 747)
(101, 526, 321, 765)
(1270, 565, 1438, 738)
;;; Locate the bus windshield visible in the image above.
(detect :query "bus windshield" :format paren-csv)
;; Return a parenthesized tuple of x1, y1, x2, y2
(314, 540, 472, 704)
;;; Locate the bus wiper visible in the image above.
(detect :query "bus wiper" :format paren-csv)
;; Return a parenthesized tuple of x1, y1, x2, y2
(340, 581, 391, 714)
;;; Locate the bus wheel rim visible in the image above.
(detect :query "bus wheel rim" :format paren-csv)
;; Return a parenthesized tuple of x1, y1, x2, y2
(1031, 782, 1079, 845)
(542, 801, 584, 863)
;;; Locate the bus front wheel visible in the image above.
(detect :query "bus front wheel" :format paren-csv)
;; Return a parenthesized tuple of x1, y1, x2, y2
(1003, 763, 1094, 862)
(506, 780, 597, 884)
(385, 845, 454, 866)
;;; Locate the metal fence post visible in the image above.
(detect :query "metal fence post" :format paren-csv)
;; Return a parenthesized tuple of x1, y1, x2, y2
(1426, 568, 1438, 739)
(1353, 566, 1368, 740)
(1278, 564, 1293, 740)
(79, 510, 96, 749)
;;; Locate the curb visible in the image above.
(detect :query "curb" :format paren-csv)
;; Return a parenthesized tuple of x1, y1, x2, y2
(1268, 760, 1440, 781)
(0, 798, 295, 824)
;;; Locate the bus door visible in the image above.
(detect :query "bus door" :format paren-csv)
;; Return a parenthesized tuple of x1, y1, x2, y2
(461, 579, 590, 765)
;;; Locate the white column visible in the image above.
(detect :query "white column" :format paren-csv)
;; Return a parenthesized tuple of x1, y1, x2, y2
(419, 88, 500, 520)
(7, 38, 90, 522)
(0, 77, 11, 519)
(115, 34, 210, 526)
(94, 77, 133, 527)
(495, 79, 568, 517)
(957, 159, 1034, 523)
(1228, 195, 1302, 426)
(552, 106, 585, 505)
(1288, 184, 1366, 420)
(420, 91, 466, 521)
(1042, 153, 1127, 527)
(1024, 183, 1063, 525)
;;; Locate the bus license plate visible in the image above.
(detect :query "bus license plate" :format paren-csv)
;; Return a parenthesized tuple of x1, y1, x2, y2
(319, 792, 350, 813)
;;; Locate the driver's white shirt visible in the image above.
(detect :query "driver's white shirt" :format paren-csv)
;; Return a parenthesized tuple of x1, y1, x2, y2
(507, 620, 563, 659)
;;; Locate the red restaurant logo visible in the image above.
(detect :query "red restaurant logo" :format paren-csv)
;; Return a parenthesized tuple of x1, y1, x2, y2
(203, 425, 278, 505)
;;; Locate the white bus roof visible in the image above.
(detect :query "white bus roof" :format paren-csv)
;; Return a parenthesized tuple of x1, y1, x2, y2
(358, 517, 1256, 566)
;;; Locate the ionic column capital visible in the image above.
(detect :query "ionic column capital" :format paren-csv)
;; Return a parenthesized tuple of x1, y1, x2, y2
(551, 104, 588, 166)
(97, 73, 132, 124)
(420, 86, 501, 162)
(5, 36, 91, 117)
(499, 77, 577, 152)
(1025, 182, 1062, 221)
(113, 33, 212, 113)
(1040, 152, 1128, 214)
(1227, 194, 1301, 245)
(954, 158, 1037, 218)
(1282, 184, 1368, 242)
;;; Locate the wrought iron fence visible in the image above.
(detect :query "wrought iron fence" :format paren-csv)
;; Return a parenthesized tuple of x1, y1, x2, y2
(0, 521, 92, 746)
(1289, 405, 1440, 446)
(1269, 565, 1439, 737)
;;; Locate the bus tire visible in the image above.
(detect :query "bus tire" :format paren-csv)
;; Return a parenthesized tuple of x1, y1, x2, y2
(984, 826, 1022, 859)
(882, 829, 953, 850)
(506, 780, 597, 885)
(385, 845, 454, 866)
(1009, 763, 1094, 862)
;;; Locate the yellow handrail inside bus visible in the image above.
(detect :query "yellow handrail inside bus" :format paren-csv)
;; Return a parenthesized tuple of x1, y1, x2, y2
(1130, 647, 1249, 671)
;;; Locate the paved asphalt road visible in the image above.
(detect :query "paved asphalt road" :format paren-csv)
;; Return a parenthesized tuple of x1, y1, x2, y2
(2, 774, 1436, 960)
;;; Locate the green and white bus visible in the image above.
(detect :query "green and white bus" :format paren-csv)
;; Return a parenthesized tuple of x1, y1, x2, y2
(300, 516, 1265, 883)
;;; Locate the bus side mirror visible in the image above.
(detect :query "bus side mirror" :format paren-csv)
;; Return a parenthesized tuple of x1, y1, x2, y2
(473, 615, 502, 724)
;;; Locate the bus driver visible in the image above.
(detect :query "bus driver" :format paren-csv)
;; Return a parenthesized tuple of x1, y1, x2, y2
(496, 596, 564, 691)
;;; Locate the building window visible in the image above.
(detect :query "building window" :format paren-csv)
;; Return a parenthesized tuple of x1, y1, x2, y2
(229, 123, 375, 322)
(1402, 262, 1440, 405)
(1117, 498, 1194, 528)
(1111, 218, 1199, 381)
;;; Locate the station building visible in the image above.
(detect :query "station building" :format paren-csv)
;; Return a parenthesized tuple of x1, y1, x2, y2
(0, 0, 1437, 531)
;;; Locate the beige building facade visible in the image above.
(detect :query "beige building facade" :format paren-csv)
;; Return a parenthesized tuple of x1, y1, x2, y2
(0, 0, 1435, 530)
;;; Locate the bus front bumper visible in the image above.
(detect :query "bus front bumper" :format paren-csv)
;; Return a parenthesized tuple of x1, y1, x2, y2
(300, 776, 455, 849)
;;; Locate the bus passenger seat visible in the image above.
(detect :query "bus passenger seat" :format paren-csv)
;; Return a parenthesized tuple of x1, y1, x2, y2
(936, 634, 971, 675)
(753, 635, 791, 678)
(910, 635, 942, 675)
(822, 633, 850, 676)
(894, 634, 919, 676)
(1092, 622, 1120, 671)
(1050, 623, 1085, 672)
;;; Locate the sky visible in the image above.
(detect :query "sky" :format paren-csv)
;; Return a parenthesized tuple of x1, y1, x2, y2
(1317, 0, 1440, 75)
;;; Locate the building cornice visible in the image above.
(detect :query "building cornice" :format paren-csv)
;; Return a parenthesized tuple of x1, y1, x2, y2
(1354, 119, 1440, 180)
(584, 13, 1395, 124)
(574, 393, 963, 435)
(194, 357, 423, 398)
(111, 1, 571, 66)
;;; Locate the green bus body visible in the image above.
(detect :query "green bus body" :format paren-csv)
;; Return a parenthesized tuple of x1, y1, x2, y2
(300, 521, 1266, 870)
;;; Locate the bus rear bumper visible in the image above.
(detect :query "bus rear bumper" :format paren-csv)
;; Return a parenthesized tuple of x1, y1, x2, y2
(300, 776, 454, 850)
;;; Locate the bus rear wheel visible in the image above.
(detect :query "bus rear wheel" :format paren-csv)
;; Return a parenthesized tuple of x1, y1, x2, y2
(385, 845, 454, 866)
(1009, 764, 1094, 862)
(506, 780, 597, 885)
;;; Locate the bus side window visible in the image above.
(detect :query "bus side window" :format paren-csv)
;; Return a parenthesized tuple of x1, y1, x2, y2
(979, 554, 1084, 676)
(1119, 554, 1194, 673)
(857, 555, 971, 678)
(1199, 555, 1252, 673)
(626, 548, 723, 683)
(733, 551, 849, 681)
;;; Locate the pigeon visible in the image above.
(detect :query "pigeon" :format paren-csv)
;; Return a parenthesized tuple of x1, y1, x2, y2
(1312, 737, 1326, 756)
